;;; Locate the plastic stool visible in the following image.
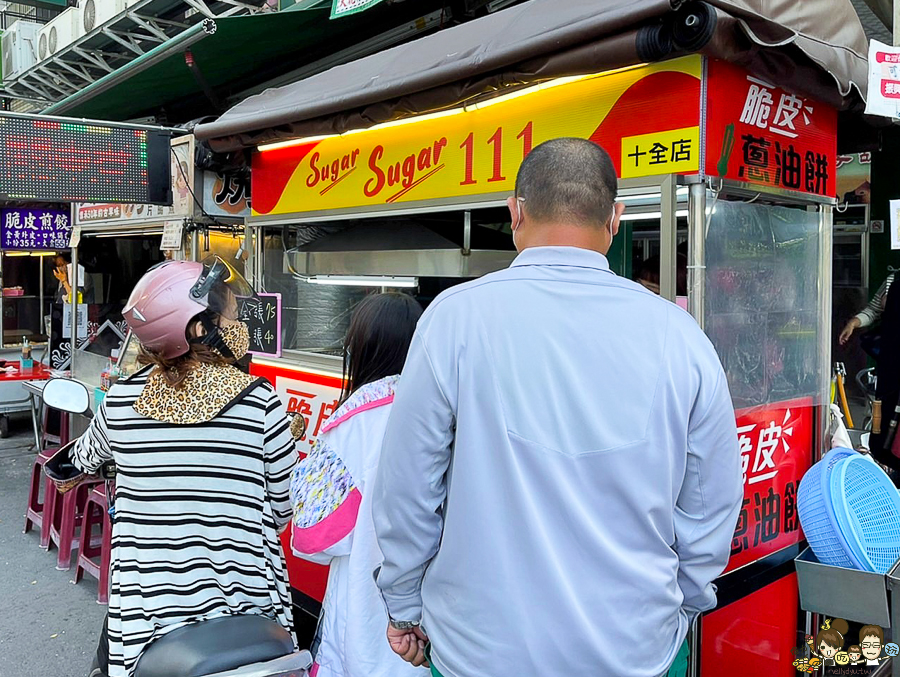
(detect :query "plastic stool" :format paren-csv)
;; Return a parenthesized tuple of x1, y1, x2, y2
(46, 478, 101, 570)
(74, 485, 111, 605)
(40, 405, 69, 450)
(23, 449, 53, 544)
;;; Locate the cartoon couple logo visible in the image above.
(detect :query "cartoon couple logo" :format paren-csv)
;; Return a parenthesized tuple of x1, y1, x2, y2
(793, 618, 900, 674)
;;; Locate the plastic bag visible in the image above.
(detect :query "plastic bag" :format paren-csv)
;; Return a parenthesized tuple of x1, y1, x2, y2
(829, 403, 854, 450)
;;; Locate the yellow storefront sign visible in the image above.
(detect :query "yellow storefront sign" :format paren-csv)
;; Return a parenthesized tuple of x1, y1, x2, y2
(620, 127, 700, 179)
(252, 56, 703, 218)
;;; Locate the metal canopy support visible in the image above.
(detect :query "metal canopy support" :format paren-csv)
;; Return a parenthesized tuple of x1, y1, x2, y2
(69, 245, 78, 373)
(687, 182, 706, 330)
(659, 174, 677, 302)
(0, 0, 269, 106)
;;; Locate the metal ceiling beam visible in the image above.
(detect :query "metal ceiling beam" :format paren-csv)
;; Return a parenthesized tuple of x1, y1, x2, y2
(102, 28, 146, 55)
(128, 15, 172, 42)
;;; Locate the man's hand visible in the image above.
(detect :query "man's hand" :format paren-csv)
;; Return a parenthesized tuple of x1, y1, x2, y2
(840, 318, 861, 345)
(387, 624, 429, 667)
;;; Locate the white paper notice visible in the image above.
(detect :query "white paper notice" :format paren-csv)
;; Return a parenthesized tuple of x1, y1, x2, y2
(891, 200, 900, 250)
(867, 40, 900, 119)
(160, 220, 184, 251)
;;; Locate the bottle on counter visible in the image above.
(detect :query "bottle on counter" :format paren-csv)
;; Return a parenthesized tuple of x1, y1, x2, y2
(21, 337, 33, 370)
(100, 350, 120, 392)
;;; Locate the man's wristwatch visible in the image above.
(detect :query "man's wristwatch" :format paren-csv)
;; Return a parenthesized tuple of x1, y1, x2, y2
(389, 619, 420, 630)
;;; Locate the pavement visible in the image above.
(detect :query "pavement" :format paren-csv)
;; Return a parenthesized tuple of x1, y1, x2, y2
(0, 413, 106, 677)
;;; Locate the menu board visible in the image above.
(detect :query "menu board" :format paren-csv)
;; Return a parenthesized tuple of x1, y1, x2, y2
(0, 115, 172, 204)
(1, 207, 71, 250)
(239, 293, 281, 357)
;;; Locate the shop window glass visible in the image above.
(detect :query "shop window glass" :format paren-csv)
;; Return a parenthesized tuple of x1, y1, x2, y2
(704, 198, 822, 408)
(261, 228, 367, 355)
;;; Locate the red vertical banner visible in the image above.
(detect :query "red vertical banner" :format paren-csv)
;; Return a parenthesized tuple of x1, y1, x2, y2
(726, 400, 814, 574)
(705, 59, 837, 198)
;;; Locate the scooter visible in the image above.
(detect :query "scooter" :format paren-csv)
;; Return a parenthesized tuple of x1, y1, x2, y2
(41, 377, 313, 677)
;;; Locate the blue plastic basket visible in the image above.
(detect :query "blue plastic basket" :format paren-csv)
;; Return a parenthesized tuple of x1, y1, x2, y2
(831, 454, 900, 574)
(797, 448, 865, 570)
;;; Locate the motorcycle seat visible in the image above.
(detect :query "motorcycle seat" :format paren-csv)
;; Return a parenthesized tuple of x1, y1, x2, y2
(134, 615, 296, 677)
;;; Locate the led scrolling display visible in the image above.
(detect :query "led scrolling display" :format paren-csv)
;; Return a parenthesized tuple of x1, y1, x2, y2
(0, 116, 172, 205)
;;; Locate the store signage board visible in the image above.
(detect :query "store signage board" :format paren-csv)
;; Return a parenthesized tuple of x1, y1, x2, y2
(160, 220, 184, 250)
(331, 0, 384, 18)
(0, 208, 70, 250)
(725, 399, 814, 574)
(202, 170, 250, 219)
(253, 56, 703, 217)
(866, 40, 900, 119)
(0, 115, 172, 204)
(836, 152, 871, 203)
(75, 136, 192, 227)
(705, 59, 837, 198)
(239, 293, 281, 357)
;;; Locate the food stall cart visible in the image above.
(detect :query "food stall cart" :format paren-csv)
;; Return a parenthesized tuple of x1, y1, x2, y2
(195, 1, 868, 673)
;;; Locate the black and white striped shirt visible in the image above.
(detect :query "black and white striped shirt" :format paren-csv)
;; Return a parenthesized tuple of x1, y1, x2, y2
(73, 370, 297, 677)
(856, 273, 895, 328)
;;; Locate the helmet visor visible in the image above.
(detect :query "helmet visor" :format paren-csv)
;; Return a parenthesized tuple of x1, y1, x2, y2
(190, 256, 256, 321)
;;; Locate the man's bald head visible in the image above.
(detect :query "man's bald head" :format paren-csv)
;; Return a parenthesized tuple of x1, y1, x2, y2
(515, 138, 618, 229)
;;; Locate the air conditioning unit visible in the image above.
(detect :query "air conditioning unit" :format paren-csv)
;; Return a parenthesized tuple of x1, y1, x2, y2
(38, 8, 79, 61)
(1, 21, 41, 82)
(82, 0, 131, 34)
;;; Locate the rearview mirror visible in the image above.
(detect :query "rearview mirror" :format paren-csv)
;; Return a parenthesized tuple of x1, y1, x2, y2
(42, 378, 92, 417)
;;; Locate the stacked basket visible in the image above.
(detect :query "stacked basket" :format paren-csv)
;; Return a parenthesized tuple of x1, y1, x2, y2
(797, 448, 900, 574)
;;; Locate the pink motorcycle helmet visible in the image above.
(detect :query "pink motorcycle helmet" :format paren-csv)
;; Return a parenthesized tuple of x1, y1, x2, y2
(123, 257, 254, 360)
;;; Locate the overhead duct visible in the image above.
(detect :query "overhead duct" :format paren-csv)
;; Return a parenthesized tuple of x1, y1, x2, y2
(284, 221, 516, 278)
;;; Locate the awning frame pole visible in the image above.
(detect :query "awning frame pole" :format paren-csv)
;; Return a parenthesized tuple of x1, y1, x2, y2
(70, 245, 78, 374)
(659, 174, 677, 302)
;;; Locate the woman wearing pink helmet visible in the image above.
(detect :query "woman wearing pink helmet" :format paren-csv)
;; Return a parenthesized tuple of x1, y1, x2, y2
(68, 257, 300, 677)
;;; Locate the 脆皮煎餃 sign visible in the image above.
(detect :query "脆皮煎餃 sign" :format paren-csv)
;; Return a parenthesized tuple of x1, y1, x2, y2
(252, 56, 704, 218)
(1, 208, 71, 250)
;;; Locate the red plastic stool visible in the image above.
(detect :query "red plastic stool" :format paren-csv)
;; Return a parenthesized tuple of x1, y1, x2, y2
(46, 477, 101, 570)
(23, 449, 53, 545)
(75, 485, 111, 605)
(40, 405, 69, 450)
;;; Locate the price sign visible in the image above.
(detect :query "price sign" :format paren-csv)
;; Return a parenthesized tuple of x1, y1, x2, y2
(238, 293, 281, 357)
(0, 115, 172, 204)
(160, 221, 184, 251)
(61, 303, 89, 340)
(1, 208, 71, 250)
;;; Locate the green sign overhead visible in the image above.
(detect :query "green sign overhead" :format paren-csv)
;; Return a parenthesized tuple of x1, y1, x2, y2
(331, 0, 384, 18)
(15, 0, 68, 9)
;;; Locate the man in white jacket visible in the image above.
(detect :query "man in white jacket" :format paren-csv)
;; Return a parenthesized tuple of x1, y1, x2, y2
(373, 138, 743, 677)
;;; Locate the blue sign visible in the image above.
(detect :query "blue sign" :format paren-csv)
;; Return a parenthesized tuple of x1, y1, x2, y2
(1, 208, 71, 250)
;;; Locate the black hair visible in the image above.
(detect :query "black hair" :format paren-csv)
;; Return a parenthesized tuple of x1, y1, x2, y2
(515, 137, 618, 228)
(637, 253, 688, 296)
(341, 292, 423, 401)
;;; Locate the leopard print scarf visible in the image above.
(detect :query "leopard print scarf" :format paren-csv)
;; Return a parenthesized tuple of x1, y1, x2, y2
(134, 362, 259, 424)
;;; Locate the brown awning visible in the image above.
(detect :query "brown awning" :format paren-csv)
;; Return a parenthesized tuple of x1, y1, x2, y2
(195, 0, 869, 151)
